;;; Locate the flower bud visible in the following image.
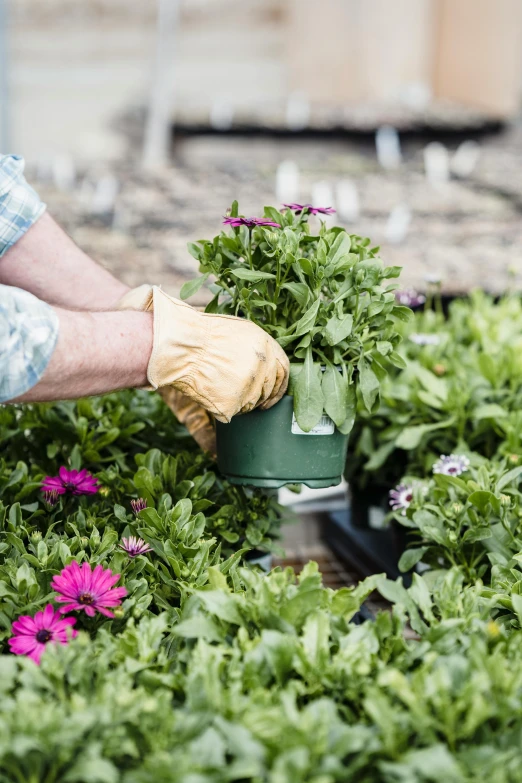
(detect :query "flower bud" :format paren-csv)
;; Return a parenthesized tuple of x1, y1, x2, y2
(98, 486, 110, 497)
(452, 502, 463, 515)
(508, 454, 519, 464)
(500, 494, 511, 507)
(113, 607, 125, 619)
(448, 531, 457, 544)
(487, 620, 500, 639)
(30, 530, 42, 542)
(80, 537, 89, 549)
(433, 363, 446, 376)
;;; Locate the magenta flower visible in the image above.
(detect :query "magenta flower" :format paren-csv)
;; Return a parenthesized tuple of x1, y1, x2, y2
(43, 489, 59, 507)
(42, 467, 99, 497)
(131, 498, 147, 515)
(223, 216, 280, 229)
(51, 561, 127, 618)
(283, 203, 336, 216)
(433, 454, 470, 477)
(389, 484, 413, 515)
(8, 604, 77, 665)
(119, 536, 152, 558)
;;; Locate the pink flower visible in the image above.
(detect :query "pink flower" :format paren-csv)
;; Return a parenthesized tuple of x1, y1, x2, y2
(43, 489, 59, 507)
(8, 604, 77, 664)
(283, 203, 336, 216)
(51, 561, 127, 618)
(131, 498, 147, 515)
(119, 536, 152, 558)
(42, 467, 99, 496)
(223, 216, 280, 229)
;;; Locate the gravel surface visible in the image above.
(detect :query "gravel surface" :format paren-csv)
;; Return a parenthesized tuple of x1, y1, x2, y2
(29, 115, 522, 304)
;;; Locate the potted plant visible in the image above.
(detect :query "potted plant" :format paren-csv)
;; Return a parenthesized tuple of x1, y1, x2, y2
(181, 202, 409, 487)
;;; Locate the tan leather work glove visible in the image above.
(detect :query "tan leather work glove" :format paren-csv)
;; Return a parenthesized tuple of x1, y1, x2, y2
(117, 284, 289, 435)
(148, 286, 289, 422)
(117, 285, 216, 454)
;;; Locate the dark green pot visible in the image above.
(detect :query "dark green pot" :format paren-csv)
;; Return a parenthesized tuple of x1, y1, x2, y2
(216, 395, 349, 489)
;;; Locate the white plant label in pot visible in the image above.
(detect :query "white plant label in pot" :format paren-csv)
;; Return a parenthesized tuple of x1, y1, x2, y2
(291, 413, 335, 436)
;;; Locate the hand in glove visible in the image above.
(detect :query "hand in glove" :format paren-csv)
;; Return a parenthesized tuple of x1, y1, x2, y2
(117, 284, 289, 441)
(147, 286, 289, 422)
(117, 285, 216, 454)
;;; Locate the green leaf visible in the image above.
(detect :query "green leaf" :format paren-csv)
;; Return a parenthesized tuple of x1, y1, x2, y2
(395, 417, 456, 450)
(358, 357, 380, 412)
(511, 593, 522, 626)
(495, 466, 522, 493)
(173, 615, 223, 642)
(293, 348, 323, 432)
(293, 298, 321, 337)
(392, 305, 413, 322)
(325, 314, 353, 346)
(327, 232, 351, 266)
(398, 547, 428, 572)
(282, 282, 309, 308)
(180, 273, 210, 300)
(473, 403, 508, 420)
(230, 268, 276, 281)
(321, 366, 347, 428)
(468, 490, 500, 515)
(197, 590, 242, 625)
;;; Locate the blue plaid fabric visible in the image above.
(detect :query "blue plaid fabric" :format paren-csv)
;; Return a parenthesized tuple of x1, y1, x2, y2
(0, 155, 46, 257)
(0, 286, 59, 402)
(0, 155, 58, 402)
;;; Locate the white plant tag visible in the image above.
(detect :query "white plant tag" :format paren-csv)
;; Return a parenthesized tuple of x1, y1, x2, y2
(291, 413, 334, 436)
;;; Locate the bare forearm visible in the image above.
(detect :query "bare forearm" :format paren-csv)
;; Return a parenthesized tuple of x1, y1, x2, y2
(12, 309, 153, 402)
(0, 212, 129, 310)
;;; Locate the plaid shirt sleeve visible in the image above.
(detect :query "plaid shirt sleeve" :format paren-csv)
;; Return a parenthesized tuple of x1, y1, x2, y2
(0, 156, 58, 402)
(0, 154, 46, 257)
(0, 286, 59, 402)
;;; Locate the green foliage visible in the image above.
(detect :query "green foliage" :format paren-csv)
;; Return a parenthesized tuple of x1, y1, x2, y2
(3, 383, 522, 778)
(181, 203, 409, 431)
(347, 291, 522, 490)
(1, 565, 522, 781)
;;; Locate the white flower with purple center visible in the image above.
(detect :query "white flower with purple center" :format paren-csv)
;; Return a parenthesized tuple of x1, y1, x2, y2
(389, 484, 414, 515)
(432, 454, 470, 477)
(409, 333, 440, 346)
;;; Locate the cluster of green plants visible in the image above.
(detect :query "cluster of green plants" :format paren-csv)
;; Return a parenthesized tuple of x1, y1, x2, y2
(182, 202, 410, 432)
(347, 290, 522, 492)
(3, 560, 522, 782)
(393, 454, 522, 630)
(5, 279, 522, 778)
(2, 385, 522, 780)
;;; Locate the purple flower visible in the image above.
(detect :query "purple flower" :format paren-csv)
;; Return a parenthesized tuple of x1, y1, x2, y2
(223, 216, 280, 229)
(119, 536, 152, 558)
(283, 203, 336, 216)
(389, 484, 414, 515)
(395, 289, 426, 308)
(433, 454, 470, 477)
(51, 561, 127, 618)
(43, 489, 59, 508)
(8, 604, 77, 665)
(41, 467, 99, 497)
(409, 333, 440, 346)
(131, 498, 147, 516)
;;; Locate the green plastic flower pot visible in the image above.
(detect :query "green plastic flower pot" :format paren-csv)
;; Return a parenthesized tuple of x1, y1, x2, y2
(216, 395, 349, 489)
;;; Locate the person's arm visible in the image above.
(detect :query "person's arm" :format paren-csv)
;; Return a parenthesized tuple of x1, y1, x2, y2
(0, 212, 130, 310)
(9, 307, 152, 403)
(0, 154, 128, 310)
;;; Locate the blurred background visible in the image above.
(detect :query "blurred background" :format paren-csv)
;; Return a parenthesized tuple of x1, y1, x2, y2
(3, 0, 522, 307)
(3, 0, 522, 579)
